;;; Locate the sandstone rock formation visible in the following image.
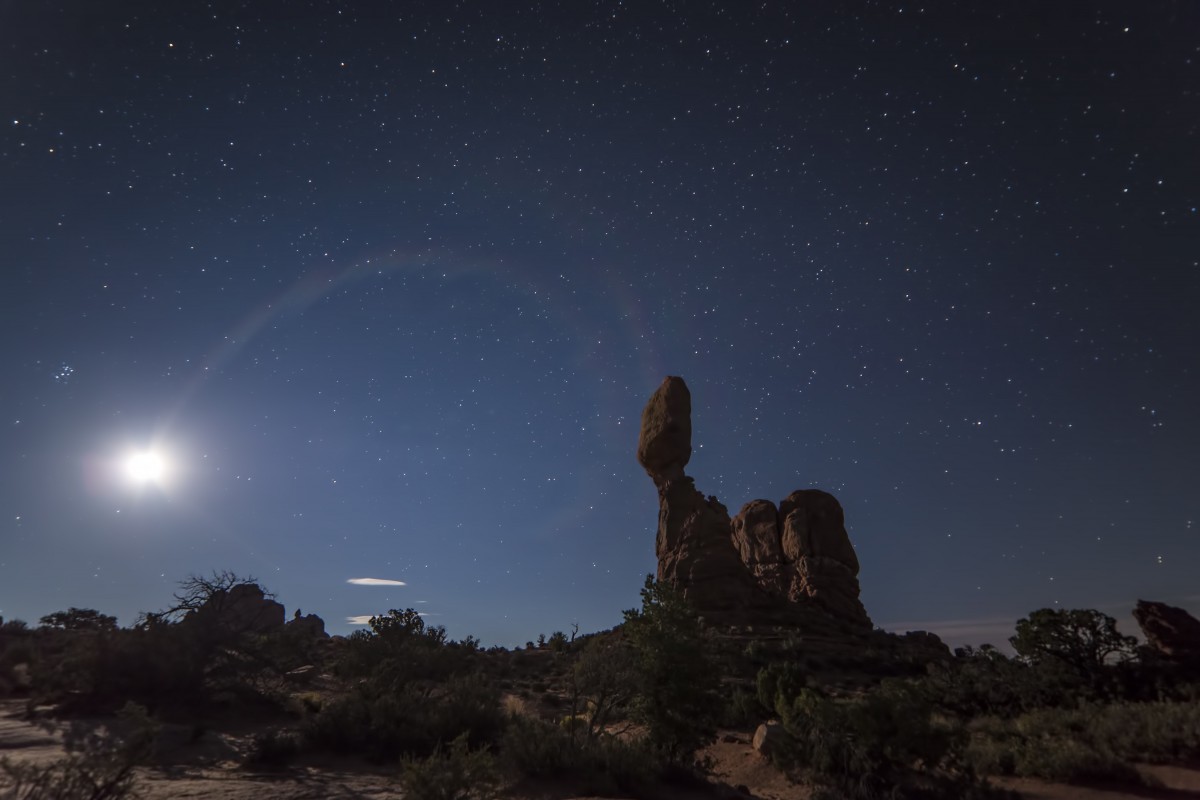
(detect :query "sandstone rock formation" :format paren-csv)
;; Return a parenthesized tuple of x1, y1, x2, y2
(1133, 600, 1200, 663)
(638, 376, 871, 629)
(286, 611, 330, 639)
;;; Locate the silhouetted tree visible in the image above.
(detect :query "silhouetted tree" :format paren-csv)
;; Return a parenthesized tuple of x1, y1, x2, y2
(622, 575, 720, 764)
(39, 608, 118, 633)
(1010, 608, 1137, 678)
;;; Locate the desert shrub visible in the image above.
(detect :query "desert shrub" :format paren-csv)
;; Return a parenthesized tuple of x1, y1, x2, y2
(757, 661, 808, 715)
(428, 674, 506, 749)
(1013, 737, 1141, 785)
(772, 682, 1003, 800)
(305, 606, 500, 760)
(301, 689, 372, 754)
(29, 624, 206, 713)
(286, 691, 323, 716)
(547, 631, 569, 653)
(570, 636, 636, 738)
(245, 729, 301, 767)
(721, 685, 766, 728)
(501, 715, 658, 796)
(27, 576, 322, 714)
(337, 609, 476, 688)
(399, 733, 499, 800)
(622, 575, 721, 764)
(919, 644, 1090, 718)
(1093, 700, 1200, 761)
(0, 702, 157, 800)
(963, 701, 1200, 785)
(303, 673, 503, 760)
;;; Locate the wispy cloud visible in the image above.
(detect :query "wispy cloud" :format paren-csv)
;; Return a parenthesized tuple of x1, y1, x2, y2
(347, 577, 406, 586)
(346, 612, 432, 625)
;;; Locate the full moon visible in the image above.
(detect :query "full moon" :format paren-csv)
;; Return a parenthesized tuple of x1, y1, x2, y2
(124, 451, 166, 484)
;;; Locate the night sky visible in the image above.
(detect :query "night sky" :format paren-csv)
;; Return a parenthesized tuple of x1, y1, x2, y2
(2, 2, 1197, 648)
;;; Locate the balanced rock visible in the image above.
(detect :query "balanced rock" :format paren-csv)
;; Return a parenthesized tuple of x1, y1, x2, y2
(1133, 600, 1200, 663)
(638, 376, 871, 629)
(636, 375, 693, 483)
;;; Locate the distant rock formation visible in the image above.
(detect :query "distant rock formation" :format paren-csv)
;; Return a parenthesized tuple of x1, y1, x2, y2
(637, 376, 871, 629)
(286, 611, 329, 639)
(192, 582, 285, 634)
(184, 583, 326, 640)
(1133, 600, 1200, 663)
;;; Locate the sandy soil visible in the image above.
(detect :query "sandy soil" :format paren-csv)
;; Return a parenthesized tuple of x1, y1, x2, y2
(997, 767, 1200, 800)
(4, 701, 1199, 800)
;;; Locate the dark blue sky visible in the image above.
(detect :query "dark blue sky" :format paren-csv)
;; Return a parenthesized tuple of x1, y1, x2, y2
(2, 1, 1197, 647)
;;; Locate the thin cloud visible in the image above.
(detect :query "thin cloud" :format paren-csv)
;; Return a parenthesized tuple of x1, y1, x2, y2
(347, 577, 406, 586)
(346, 612, 432, 625)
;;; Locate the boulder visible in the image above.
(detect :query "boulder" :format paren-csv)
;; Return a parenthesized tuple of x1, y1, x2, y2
(1133, 600, 1200, 663)
(637, 376, 693, 484)
(752, 720, 783, 757)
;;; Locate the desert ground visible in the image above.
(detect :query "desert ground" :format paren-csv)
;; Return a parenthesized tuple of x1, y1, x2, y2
(4, 699, 1198, 800)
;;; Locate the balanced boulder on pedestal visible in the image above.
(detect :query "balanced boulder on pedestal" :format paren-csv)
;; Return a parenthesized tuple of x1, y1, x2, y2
(638, 376, 871, 629)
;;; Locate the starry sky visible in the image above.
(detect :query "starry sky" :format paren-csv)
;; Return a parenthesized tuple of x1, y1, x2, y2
(2, 2, 1197, 648)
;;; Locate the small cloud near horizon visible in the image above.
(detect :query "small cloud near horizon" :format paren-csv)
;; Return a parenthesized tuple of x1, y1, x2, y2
(347, 577, 406, 586)
(346, 611, 431, 625)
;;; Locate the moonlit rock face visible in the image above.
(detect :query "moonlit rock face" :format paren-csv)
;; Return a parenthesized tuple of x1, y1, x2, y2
(636, 375, 692, 483)
(639, 375, 871, 629)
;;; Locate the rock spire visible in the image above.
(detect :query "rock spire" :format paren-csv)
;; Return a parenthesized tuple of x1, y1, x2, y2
(637, 376, 871, 628)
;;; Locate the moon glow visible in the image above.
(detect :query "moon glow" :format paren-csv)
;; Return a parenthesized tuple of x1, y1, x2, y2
(124, 451, 166, 484)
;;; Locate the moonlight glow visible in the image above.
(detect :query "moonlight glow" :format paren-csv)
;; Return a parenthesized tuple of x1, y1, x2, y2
(124, 451, 167, 485)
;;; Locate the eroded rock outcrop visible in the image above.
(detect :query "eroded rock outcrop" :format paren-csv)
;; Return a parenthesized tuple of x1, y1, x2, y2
(287, 610, 329, 639)
(1134, 600, 1200, 663)
(638, 376, 870, 629)
(194, 583, 286, 634)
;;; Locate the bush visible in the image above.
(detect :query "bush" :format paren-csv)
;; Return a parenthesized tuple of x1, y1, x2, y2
(721, 686, 765, 728)
(771, 682, 1006, 800)
(622, 575, 721, 764)
(399, 733, 499, 800)
(963, 700, 1200, 784)
(919, 644, 1091, 718)
(337, 609, 474, 688)
(757, 661, 808, 715)
(245, 729, 300, 767)
(0, 702, 157, 800)
(501, 715, 658, 796)
(28, 624, 206, 713)
(303, 673, 503, 761)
